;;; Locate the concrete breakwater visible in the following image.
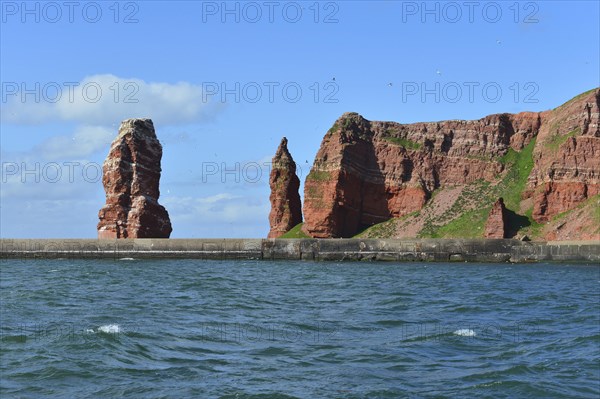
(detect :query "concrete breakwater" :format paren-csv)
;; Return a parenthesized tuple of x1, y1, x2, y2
(1, 239, 599, 263)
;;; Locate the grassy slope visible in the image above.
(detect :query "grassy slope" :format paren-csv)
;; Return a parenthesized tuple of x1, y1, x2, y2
(354, 217, 405, 238)
(426, 138, 536, 238)
(354, 139, 538, 239)
(520, 194, 600, 239)
(280, 223, 310, 238)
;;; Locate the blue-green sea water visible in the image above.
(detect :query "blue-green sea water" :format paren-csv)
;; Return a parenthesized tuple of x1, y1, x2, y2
(1, 259, 599, 398)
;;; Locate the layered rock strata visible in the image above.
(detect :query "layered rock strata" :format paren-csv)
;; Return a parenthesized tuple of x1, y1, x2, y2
(268, 137, 303, 238)
(97, 118, 172, 239)
(302, 89, 600, 238)
(484, 198, 508, 238)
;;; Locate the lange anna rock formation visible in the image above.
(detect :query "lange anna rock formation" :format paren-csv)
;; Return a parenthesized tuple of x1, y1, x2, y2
(301, 88, 599, 240)
(268, 137, 303, 238)
(97, 118, 173, 239)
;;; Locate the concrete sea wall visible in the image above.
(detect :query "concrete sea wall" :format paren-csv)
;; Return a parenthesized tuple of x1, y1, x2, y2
(1, 239, 599, 263)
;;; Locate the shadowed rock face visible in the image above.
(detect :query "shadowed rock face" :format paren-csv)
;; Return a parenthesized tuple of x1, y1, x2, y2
(302, 89, 600, 238)
(97, 118, 172, 239)
(484, 198, 508, 239)
(268, 137, 302, 238)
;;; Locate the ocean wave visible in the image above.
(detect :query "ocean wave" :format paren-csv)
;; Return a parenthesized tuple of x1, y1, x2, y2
(86, 324, 121, 334)
(453, 329, 477, 337)
(99, 324, 120, 333)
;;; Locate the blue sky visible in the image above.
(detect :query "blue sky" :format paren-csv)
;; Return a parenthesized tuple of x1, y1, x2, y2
(1, 0, 599, 238)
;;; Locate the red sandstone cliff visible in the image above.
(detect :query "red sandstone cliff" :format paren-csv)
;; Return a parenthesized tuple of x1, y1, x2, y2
(302, 88, 600, 240)
(530, 90, 600, 222)
(484, 198, 508, 239)
(268, 138, 303, 238)
(97, 118, 172, 239)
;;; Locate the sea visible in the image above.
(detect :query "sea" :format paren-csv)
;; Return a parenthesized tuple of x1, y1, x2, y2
(1, 259, 599, 398)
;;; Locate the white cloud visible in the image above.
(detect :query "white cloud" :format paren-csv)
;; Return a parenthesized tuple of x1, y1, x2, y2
(163, 194, 269, 224)
(35, 125, 114, 159)
(2, 74, 224, 126)
(0, 124, 112, 200)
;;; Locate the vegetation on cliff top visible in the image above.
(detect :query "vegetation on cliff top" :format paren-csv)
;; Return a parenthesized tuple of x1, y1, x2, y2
(553, 88, 597, 110)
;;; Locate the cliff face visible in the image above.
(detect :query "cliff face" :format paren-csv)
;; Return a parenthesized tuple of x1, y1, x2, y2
(268, 138, 303, 238)
(97, 119, 172, 239)
(530, 90, 600, 222)
(303, 88, 600, 240)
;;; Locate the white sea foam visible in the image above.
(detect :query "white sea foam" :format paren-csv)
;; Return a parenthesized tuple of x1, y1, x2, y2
(119, 258, 135, 261)
(453, 328, 476, 337)
(98, 324, 120, 334)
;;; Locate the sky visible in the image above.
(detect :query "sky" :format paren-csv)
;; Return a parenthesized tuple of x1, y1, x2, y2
(1, 0, 599, 238)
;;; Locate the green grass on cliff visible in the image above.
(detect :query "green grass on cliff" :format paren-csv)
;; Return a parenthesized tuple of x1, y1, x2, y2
(430, 207, 491, 238)
(545, 127, 580, 151)
(420, 139, 536, 238)
(497, 138, 536, 211)
(521, 206, 544, 239)
(545, 194, 600, 228)
(383, 136, 422, 150)
(327, 122, 339, 135)
(594, 196, 600, 227)
(280, 223, 310, 238)
(306, 170, 331, 181)
(518, 194, 600, 239)
(419, 180, 494, 238)
(354, 217, 406, 239)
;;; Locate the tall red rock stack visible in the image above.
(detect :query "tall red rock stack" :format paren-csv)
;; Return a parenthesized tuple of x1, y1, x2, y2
(302, 88, 600, 239)
(268, 137, 302, 238)
(97, 118, 172, 239)
(484, 198, 508, 238)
